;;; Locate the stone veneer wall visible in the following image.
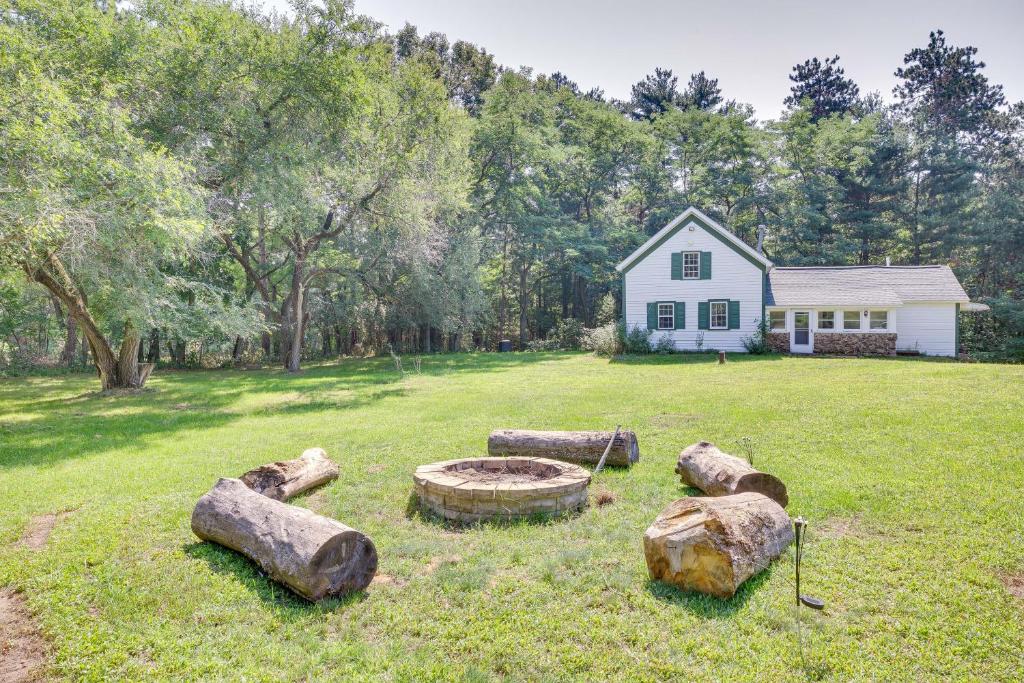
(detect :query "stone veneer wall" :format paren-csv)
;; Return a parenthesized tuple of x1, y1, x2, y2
(766, 332, 790, 353)
(813, 332, 897, 356)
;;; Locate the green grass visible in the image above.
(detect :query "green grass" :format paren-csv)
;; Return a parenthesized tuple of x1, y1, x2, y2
(1, 352, 1023, 681)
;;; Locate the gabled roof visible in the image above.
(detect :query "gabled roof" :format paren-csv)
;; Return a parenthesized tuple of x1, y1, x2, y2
(616, 207, 773, 273)
(765, 265, 970, 307)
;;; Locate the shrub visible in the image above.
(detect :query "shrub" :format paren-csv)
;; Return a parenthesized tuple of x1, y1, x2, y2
(741, 318, 770, 354)
(621, 325, 653, 354)
(653, 333, 676, 354)
(528, 318, 586, 351)
(595, 293, 617, 326)
(584, 322, 622, 357)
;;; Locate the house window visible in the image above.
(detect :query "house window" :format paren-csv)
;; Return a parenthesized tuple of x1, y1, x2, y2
(769, 310, 786, 330)
(710, 301, 728, 330)
(843, 311, 861, 330)
(682, 252, 700, 279)
(869, 310, 888, 330)
(818, 311, 835, 329)
(658, 303, 674, 330)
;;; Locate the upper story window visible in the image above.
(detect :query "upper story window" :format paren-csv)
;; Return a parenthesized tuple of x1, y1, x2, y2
(682, 252, 700, 279)
(869, 311, 888, 330)
(658, 303, 674, 330)
(710, 301, 728, 329)
(769, 310, 786, 330)
(843, 311, 861, 330)
(818, 311, 835, 329)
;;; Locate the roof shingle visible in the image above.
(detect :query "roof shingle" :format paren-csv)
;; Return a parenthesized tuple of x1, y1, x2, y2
(765, 265, 969, 307)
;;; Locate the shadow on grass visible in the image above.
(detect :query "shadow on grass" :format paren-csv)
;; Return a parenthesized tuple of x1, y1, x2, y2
(645, 565, 775, 617)
(183, 541, 368, 615)
(0, 352, 579, 471)
(404, 490, 585, 532)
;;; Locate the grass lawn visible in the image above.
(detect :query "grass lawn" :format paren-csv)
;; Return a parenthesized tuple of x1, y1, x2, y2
(1, 352, 1023, 681)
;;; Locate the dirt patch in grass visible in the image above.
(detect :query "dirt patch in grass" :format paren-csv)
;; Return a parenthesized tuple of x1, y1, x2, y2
(1000, 573, 1024, 600)
(425, 556, 461, 574)
(0, 589, 48, 683)
(814, 515, 878, 540)
(592, 488, 617, 507)
(19, 510, 73, 550)
(366, 464, 386, 474)
(650, 413, 703, 429)
(369, 573, 406, 588)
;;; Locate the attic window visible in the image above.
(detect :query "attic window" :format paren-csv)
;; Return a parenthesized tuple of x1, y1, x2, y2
(682, 252, 700, 279)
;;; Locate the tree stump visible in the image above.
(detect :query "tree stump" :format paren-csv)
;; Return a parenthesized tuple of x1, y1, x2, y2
(241, 447, 340, 501)
(191, 478, 377, 601)
(675, 441, 788, 507)
(487, 429, 640, 467)
(643, 492, 793, 598)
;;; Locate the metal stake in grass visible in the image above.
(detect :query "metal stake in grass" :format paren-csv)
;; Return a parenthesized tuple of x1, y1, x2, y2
(593, 425, 621, 475)
(793, 516, 824, 669)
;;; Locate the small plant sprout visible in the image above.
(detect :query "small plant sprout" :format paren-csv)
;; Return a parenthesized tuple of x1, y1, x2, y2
(738, 436, 754, 467)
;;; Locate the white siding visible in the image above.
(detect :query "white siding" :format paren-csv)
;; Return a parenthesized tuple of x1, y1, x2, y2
(623, 221, 763, 352)
(890, 303, 958, 357)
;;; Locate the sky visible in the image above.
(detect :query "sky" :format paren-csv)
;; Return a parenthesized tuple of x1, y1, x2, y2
(264, 0, 1024, 120)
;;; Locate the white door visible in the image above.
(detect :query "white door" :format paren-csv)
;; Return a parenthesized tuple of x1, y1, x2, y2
(791, 311, 812, 353)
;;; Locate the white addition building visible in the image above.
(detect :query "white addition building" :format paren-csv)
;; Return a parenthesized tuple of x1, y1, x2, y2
(616, 207, 973, 357)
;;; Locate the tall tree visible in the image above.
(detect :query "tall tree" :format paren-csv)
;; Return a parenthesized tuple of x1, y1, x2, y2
(894, 30, 1006, 264)
(785, 56, 860, 121)
(680, 71, 723, 111)
(627, 67, 681, 121)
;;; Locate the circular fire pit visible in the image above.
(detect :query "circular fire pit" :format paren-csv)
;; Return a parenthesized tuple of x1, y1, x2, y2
(413, 457, 591, 523)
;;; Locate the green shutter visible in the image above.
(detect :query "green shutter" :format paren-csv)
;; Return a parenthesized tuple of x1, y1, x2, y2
(670, 252, 682, 280)
(728, 300, 740, 329)
(647, 302, 657, 330)
(698, 301, 709, 330)
(699, 251, 712, 280)
(674, 301, 685, 330)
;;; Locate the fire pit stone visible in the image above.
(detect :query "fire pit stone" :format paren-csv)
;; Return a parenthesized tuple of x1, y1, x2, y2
(413, 456, 591, 523)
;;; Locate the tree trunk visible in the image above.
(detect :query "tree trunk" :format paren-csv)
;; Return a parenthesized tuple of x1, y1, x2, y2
(240, 448, 340, 502)
(487, 429, 640, 468)
(50, 295, 78, 367)
(191, 478, 377, 601)
(27, 255, 151, 389)
(147, 328, 160, 364)
(518, 261, 529, 348)
(643, 492, 793, 598)
(232, 336, 244, 363)
(675, 441, 788, 507)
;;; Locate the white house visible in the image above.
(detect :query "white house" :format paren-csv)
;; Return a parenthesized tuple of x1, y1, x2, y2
(616, 207, 972, 357)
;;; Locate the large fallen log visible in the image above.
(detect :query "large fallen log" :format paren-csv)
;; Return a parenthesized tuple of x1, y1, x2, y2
(240, 447, 339, 501)
(487, 429, 639, 468)
(675, 441, 788, 507)
(643, 492, 793, 598)
(191, 478, 377, 601)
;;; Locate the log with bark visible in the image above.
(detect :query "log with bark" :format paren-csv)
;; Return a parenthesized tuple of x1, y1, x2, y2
(675, 441, 788, 507)
(191, 478, 377, 601)
(487, 429, 640, 468)
(240, 447, 340, 501)
(643, 492, 793, 598)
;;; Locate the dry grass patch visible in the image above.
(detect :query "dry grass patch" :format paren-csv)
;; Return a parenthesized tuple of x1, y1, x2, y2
(592, 487, 617, 507)
(1001, 572, 1024, 601)
(19, 510, 74, 550)
(0, 589, 48, 683)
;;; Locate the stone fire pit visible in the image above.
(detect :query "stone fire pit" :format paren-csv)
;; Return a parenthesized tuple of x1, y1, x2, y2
(413, 457, 591, 523)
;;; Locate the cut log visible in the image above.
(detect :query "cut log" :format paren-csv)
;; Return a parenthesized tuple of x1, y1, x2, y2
(487, 429, 639, 468)
(643, 492, 793, 598)
(191, 478, 377, 601)
(240, 447, 339, 501)
(675, 441, 788, 507)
